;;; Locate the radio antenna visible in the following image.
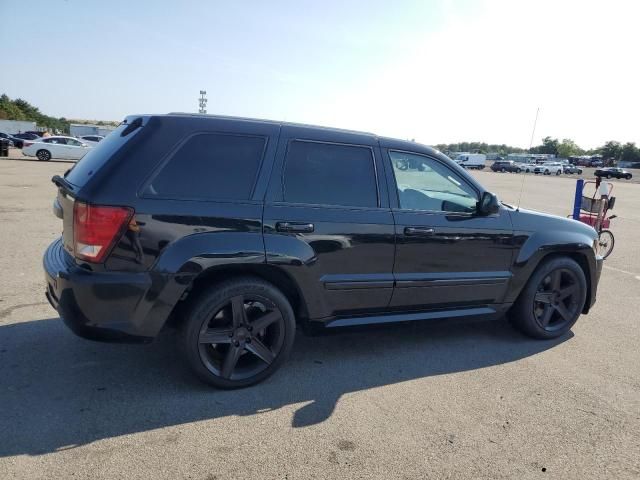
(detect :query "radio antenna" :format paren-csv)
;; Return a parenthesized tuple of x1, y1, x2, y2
(516, 107, 540, 211)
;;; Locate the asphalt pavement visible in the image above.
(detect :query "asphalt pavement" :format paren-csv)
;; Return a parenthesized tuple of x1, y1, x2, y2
(1, 157, 638, 479)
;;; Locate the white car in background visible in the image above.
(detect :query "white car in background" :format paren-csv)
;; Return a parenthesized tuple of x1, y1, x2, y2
(22, 136, 92, 161)
(533, 162, 563, 176)
(79, 135, 105, 145)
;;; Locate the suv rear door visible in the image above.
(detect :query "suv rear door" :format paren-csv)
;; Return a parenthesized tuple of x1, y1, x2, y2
(382, 144, 515, 311)
(263, 126, 395, 319)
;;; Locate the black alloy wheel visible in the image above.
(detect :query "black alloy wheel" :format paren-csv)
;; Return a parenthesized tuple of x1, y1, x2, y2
(182, 278, 295, 388)
(36, 149, 51, 161)
(509, 257, 586, 339)
(531, 269, 582, 333)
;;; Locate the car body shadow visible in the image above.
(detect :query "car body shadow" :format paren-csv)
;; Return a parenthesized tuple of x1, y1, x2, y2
(0, 316, 571, 457)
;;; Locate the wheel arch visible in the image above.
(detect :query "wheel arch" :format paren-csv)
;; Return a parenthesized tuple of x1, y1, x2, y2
(167, 263, 310, 328)
(507, 242, 597, 314)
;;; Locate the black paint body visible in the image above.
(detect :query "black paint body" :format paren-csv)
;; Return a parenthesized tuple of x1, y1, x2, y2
(43, 114, 603, 342)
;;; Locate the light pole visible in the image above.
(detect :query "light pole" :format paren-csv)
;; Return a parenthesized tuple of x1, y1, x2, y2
(198, 90, 208, 114)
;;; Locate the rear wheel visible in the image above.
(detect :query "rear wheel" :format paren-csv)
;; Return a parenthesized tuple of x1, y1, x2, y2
(556, 169, 561, 176)
(597, 230, 614, 258)
(625, 174, 632, 180)
(509, 257, 586, 339)
(36, 149, 51, 161)
(181, 277, 296, 388)
(501, 167, 506, 173)
(516, 168, 522, 173)
(606, 174, 611, 179)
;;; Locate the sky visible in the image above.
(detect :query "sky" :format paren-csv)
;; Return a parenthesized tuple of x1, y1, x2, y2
(1, 0, 638, 149)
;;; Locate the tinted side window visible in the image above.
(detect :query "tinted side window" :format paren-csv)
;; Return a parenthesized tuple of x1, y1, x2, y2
(282, 141, 377, 207)
(390, 151, 478, 213)
(146, 133, 265, 201)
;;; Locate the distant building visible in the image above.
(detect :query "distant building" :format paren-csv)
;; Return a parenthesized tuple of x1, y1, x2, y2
(0, 119, 38, 134)
(69, 124, 117, 137)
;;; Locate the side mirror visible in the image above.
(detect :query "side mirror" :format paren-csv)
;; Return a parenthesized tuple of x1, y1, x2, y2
(478, 191, 500, 215)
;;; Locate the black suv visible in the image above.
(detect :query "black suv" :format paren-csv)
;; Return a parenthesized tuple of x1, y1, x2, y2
(44, 114, 603, 388)
(490, 160, 521, 173)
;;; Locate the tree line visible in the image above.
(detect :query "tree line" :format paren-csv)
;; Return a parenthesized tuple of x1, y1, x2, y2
(0, 94, 70, 133)
(435, 136, 640, 164)
(2, 93, 639, 163)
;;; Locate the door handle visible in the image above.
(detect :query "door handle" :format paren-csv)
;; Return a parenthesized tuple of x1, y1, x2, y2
(276, 221, 315, 233)
(404, 226, 435, 236)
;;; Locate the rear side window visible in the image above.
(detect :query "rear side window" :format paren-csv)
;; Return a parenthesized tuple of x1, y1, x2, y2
(66, 122, 142, 187)
(282, 140, 377, 207)
(145, 133, 265, 201)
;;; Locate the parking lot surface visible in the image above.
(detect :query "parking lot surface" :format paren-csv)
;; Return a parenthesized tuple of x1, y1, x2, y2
(1, 157, 639, 479)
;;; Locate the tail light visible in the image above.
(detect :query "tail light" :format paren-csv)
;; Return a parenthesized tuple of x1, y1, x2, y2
(24, 142, 33, 147)
(73, 202, 133, 263)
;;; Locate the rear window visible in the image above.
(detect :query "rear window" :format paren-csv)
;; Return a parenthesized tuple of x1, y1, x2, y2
(65, 122, 139, 187)
(144, 133, 265, 201)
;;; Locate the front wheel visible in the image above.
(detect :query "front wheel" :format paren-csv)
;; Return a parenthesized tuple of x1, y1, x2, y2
(597, 230, 615, 258)
(556, 169, 561, 176)
(516, 168, 522, 173)
(509, 257, 587, 339)
(36, 149, 51, 161)
(181, 277, 296, 388)
(501, 168, 506, 173)
(625, 174, 632, 180)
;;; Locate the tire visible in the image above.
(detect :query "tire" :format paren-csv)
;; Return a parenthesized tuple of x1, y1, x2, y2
(509, 257, 587, 339)
(597, 230, 615, 258)
(556, 169, 561, 176)
(606, 174, 611, 179)
(544, 170, 550, 175)
(181, 277, 296, 389)
(501, 168, 506, 173)
(516, 168, 522, 174)
(36, 149, 51, 161)
(625, 174, 631, 180)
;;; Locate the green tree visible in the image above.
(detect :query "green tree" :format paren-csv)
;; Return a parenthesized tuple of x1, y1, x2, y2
(598, 141, 622, 162)
(620, 142, 640, 163)
(530, 136, 559, 155)
(557, 138, 582, 158)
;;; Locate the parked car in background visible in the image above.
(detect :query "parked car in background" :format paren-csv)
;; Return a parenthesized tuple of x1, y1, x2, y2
(594, 167, 632, 180)
(590, 159, 604, 167)
(563, 164, 583, 174)
(454, 153, 486, 170)
(0, 131, 24, 148)
(490, 160, 522, 173)
(22, 136, 92, 161)
(79, 135, 105, 145)
(43, 114, 603, 388)
(534, 162, 563, 175)
(521, 162, 537, 173)
(24, 130, 43, 137)
(13, 132, 40, 141)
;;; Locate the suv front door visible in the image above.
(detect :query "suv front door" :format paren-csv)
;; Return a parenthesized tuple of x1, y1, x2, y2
(263, 126, 395, 320)
(384, 147, 514, 311)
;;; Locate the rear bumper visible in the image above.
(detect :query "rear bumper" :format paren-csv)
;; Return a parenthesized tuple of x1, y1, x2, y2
(43, 238, 171, 343)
